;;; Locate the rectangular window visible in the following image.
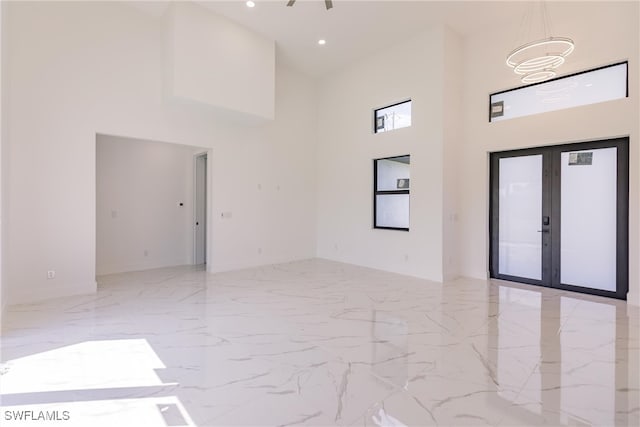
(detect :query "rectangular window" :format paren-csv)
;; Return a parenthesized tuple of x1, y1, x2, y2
(374, 100, 412, 133)
(374, 155, 410, 230)
(490, 62, 628, 122)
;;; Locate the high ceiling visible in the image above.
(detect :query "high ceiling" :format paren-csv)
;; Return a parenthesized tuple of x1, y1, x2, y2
(130, 1, 588, 78)
(199, 0, 531, 77)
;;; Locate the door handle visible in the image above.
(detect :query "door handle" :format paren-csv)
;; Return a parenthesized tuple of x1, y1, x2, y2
(537, 229, 549, 233)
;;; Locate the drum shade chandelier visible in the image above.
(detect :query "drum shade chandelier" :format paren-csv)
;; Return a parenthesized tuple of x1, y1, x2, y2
(506, 2, 574, 84)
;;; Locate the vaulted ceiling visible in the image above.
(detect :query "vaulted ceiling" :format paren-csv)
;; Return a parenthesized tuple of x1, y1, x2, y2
(129, 1, 619, 78)
(199, 0, 530, 76)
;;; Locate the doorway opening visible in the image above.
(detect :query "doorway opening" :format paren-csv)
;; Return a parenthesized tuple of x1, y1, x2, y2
(489, 137, 629, 299)
(95, 134, 210, 277)
(194, 153, 207, 266)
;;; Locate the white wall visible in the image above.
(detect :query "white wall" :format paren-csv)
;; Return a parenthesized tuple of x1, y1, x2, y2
(442, 27, 464, 281)
(0, 0, 5, 326)
(458, 1, 640, 305)
(168, 2, 275, 121)
(316, 27, 446, 281)
(4, 1, 317, 305)
(96, 135, 202, 275)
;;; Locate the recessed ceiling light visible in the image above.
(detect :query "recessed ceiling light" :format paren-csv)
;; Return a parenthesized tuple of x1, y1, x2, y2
(318, 39, 326, 46)
(246, 1, 256, 8)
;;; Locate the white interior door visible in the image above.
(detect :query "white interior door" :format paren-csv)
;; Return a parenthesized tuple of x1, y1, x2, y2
(195, 154, 207, 265)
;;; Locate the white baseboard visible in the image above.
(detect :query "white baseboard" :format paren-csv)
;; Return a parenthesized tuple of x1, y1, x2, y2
(7, 281, 98, 306)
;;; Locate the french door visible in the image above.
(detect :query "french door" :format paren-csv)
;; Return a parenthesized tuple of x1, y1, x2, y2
(489, 138, 629, 299)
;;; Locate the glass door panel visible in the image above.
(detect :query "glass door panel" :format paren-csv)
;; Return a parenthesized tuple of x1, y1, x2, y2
(560, 147, 617, 291)
(498, 155, 543, 280)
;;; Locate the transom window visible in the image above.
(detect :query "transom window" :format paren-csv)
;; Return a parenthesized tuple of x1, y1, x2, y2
(490, 62, 628, 122)
(374, 100, 412, 133)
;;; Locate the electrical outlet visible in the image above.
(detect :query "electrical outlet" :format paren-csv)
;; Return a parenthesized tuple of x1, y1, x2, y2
(144, 250, 149, 257)
(47, 270, 56, 279)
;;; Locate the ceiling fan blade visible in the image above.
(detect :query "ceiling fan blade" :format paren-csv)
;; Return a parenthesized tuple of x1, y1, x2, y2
(287, 0, 296, 6)
(325, 0, 333, 10)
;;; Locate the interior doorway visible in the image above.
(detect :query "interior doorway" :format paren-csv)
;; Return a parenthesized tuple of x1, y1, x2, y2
(489, 137, 629, 299)
(96, 135, 209, 276)
(194, 153, 207, 265)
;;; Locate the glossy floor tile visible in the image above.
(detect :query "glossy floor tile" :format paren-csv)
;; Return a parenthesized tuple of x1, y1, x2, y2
(0, 259, 638, 426)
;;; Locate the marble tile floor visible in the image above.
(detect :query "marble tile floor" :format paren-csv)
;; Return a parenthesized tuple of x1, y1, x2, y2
(0, 259, 638, 427)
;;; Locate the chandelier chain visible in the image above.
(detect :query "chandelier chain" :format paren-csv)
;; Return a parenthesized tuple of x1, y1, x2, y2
(541, 1, 554, 40)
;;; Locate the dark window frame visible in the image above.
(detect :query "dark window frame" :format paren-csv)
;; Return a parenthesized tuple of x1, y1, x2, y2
(489, 61, 629, 123)
(373, 155, 410, 231)
(374, 99, 412, 134)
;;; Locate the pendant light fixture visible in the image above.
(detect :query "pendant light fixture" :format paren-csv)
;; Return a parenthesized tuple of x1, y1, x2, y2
(287, 0, 333, 11)
(506, 1, 574, 84)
